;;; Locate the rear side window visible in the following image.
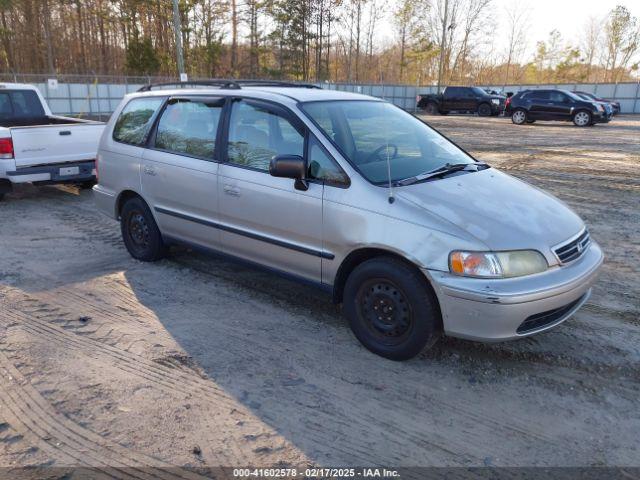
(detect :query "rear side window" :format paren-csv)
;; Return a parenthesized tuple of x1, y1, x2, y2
(549, 91, 567, 102)
(113, 97, 164, 146)
(0, 90, 45, 119)
(154, 98, 223, 160)
(529, 91, 550, 100)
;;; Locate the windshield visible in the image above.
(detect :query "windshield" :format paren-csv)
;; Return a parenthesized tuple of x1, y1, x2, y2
(576, 92, 596, 100)
(474, 87, 490, 95)
(300, 100, 474, 185)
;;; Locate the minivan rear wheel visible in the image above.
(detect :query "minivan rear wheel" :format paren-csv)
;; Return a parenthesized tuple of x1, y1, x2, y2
(120, 197, 167, 262)
(343, 257, 441, 360)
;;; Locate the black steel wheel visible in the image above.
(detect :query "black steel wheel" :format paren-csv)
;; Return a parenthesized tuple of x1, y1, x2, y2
(357, 278, 414, 346)
(120, 196, 167, 262)
(344, 257, 441, 360)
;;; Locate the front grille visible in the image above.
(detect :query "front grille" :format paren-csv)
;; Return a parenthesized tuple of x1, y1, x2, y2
(516, 295, 586, 334)
(554, 230, 590, 264)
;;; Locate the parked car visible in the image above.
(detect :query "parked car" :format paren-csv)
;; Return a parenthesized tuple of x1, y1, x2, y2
(505, 89, 612, 127)
(417, 86, 505, 116)
(0, 83, 104, 200)
(572, 91, 620, 115)
(572, 91, 619, 115)
(95, 80, 603, 360)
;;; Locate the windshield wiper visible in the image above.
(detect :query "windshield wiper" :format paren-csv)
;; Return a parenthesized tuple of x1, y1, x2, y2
(397, 162, 489, 186)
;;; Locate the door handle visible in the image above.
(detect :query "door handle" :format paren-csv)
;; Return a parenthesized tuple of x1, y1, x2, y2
(59, 130, 71, 136)
(143, 165, 156, 176)
(223, 184, 240, 197)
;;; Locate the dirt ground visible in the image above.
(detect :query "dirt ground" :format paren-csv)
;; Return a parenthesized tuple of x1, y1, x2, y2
(0, 114, 638, 478)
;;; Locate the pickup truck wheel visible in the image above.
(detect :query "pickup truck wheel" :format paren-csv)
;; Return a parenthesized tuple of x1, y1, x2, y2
(343, 257, 441, 361)
(573, 110, 592, 127)
(477, 103, 492, 116)
(511, 108, 527, 125)
(120, 197, 167, 262)
(424, 102, 439, 115)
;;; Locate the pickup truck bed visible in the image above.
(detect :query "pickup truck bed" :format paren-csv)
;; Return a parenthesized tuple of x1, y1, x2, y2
(0, 83, 105, 199)
(1, 115, 95, 128)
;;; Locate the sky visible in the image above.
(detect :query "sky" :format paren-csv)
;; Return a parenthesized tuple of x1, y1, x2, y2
(376, 0, 640, 62)
(490, 0, 640, 55)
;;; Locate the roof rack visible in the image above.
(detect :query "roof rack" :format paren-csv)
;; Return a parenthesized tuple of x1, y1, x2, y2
(137, 79, 322, 92)
(137, 80, 240, 92)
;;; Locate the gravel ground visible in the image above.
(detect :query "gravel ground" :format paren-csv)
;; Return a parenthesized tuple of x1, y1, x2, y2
(0, 114, 638, 478)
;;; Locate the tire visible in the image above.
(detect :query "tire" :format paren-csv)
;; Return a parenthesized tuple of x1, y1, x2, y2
(424, 102, 440, 115)
(572, 110, 592, 127)
(511, 108, 527, 125)
(120, 196, 167, 262)
(343, 257, 441, 361)
(477, 103, 492, 116)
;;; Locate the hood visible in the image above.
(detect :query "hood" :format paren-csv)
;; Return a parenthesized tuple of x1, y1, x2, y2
(396, 168, 584, 260)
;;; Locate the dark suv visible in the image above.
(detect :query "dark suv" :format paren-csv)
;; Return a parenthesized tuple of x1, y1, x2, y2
(505, 89, 611, 127)
(417, 86, 505, 116)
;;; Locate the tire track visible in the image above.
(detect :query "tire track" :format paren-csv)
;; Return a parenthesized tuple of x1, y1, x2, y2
(1, 284, 585, 464)
(0, 351, 210, 480)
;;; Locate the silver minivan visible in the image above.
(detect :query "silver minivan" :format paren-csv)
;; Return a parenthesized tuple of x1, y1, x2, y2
(94, 81, 604, 360)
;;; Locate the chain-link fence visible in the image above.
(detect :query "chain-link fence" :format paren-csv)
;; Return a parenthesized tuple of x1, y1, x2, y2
(2, 73, 639, 118)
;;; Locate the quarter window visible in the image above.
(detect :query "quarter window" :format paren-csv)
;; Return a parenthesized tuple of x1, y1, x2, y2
(113, 97, 164, 146)
(227, 100, 303, 171)
(308, 136, 349, 185)
(154, 98, 223, 159)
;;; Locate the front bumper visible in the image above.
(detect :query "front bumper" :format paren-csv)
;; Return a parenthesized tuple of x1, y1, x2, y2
(425, 241, 604, 341)
(593, 111, 612, 124)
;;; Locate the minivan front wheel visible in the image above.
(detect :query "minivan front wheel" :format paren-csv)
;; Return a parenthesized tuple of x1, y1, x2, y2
(573, 110, 592, 127)
(120, 197, 167, 262)
(344, 257, 441, 360)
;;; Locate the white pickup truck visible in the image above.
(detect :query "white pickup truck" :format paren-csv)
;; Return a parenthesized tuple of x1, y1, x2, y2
(0, 82, 105, 200)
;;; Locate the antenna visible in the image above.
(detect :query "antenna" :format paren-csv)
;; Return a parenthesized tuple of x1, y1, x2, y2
(386, 139, 395, 204)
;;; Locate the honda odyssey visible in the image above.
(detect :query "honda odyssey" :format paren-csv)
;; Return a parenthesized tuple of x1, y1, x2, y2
(94, 80, 604, 360)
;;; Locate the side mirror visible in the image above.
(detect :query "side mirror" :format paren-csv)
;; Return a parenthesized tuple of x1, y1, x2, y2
(269, 154, 308, 191)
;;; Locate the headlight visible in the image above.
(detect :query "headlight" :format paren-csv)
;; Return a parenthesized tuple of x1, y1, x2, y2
(491, 98, 500, 105)
(449, 250, 548, 278)
(596, 103, 604, 112)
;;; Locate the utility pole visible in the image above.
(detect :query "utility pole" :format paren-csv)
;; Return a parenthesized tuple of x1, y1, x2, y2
(436, 0, 448, 93)
(172, 0, 186, 80)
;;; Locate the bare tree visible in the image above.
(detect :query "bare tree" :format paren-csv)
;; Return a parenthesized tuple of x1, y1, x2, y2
(603, 5, 640, 82)
(580, 15, 602, 81)
(502, 1, 529, 87)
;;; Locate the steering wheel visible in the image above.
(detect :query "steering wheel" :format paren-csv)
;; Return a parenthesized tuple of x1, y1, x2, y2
(363, 144, 399, 164)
